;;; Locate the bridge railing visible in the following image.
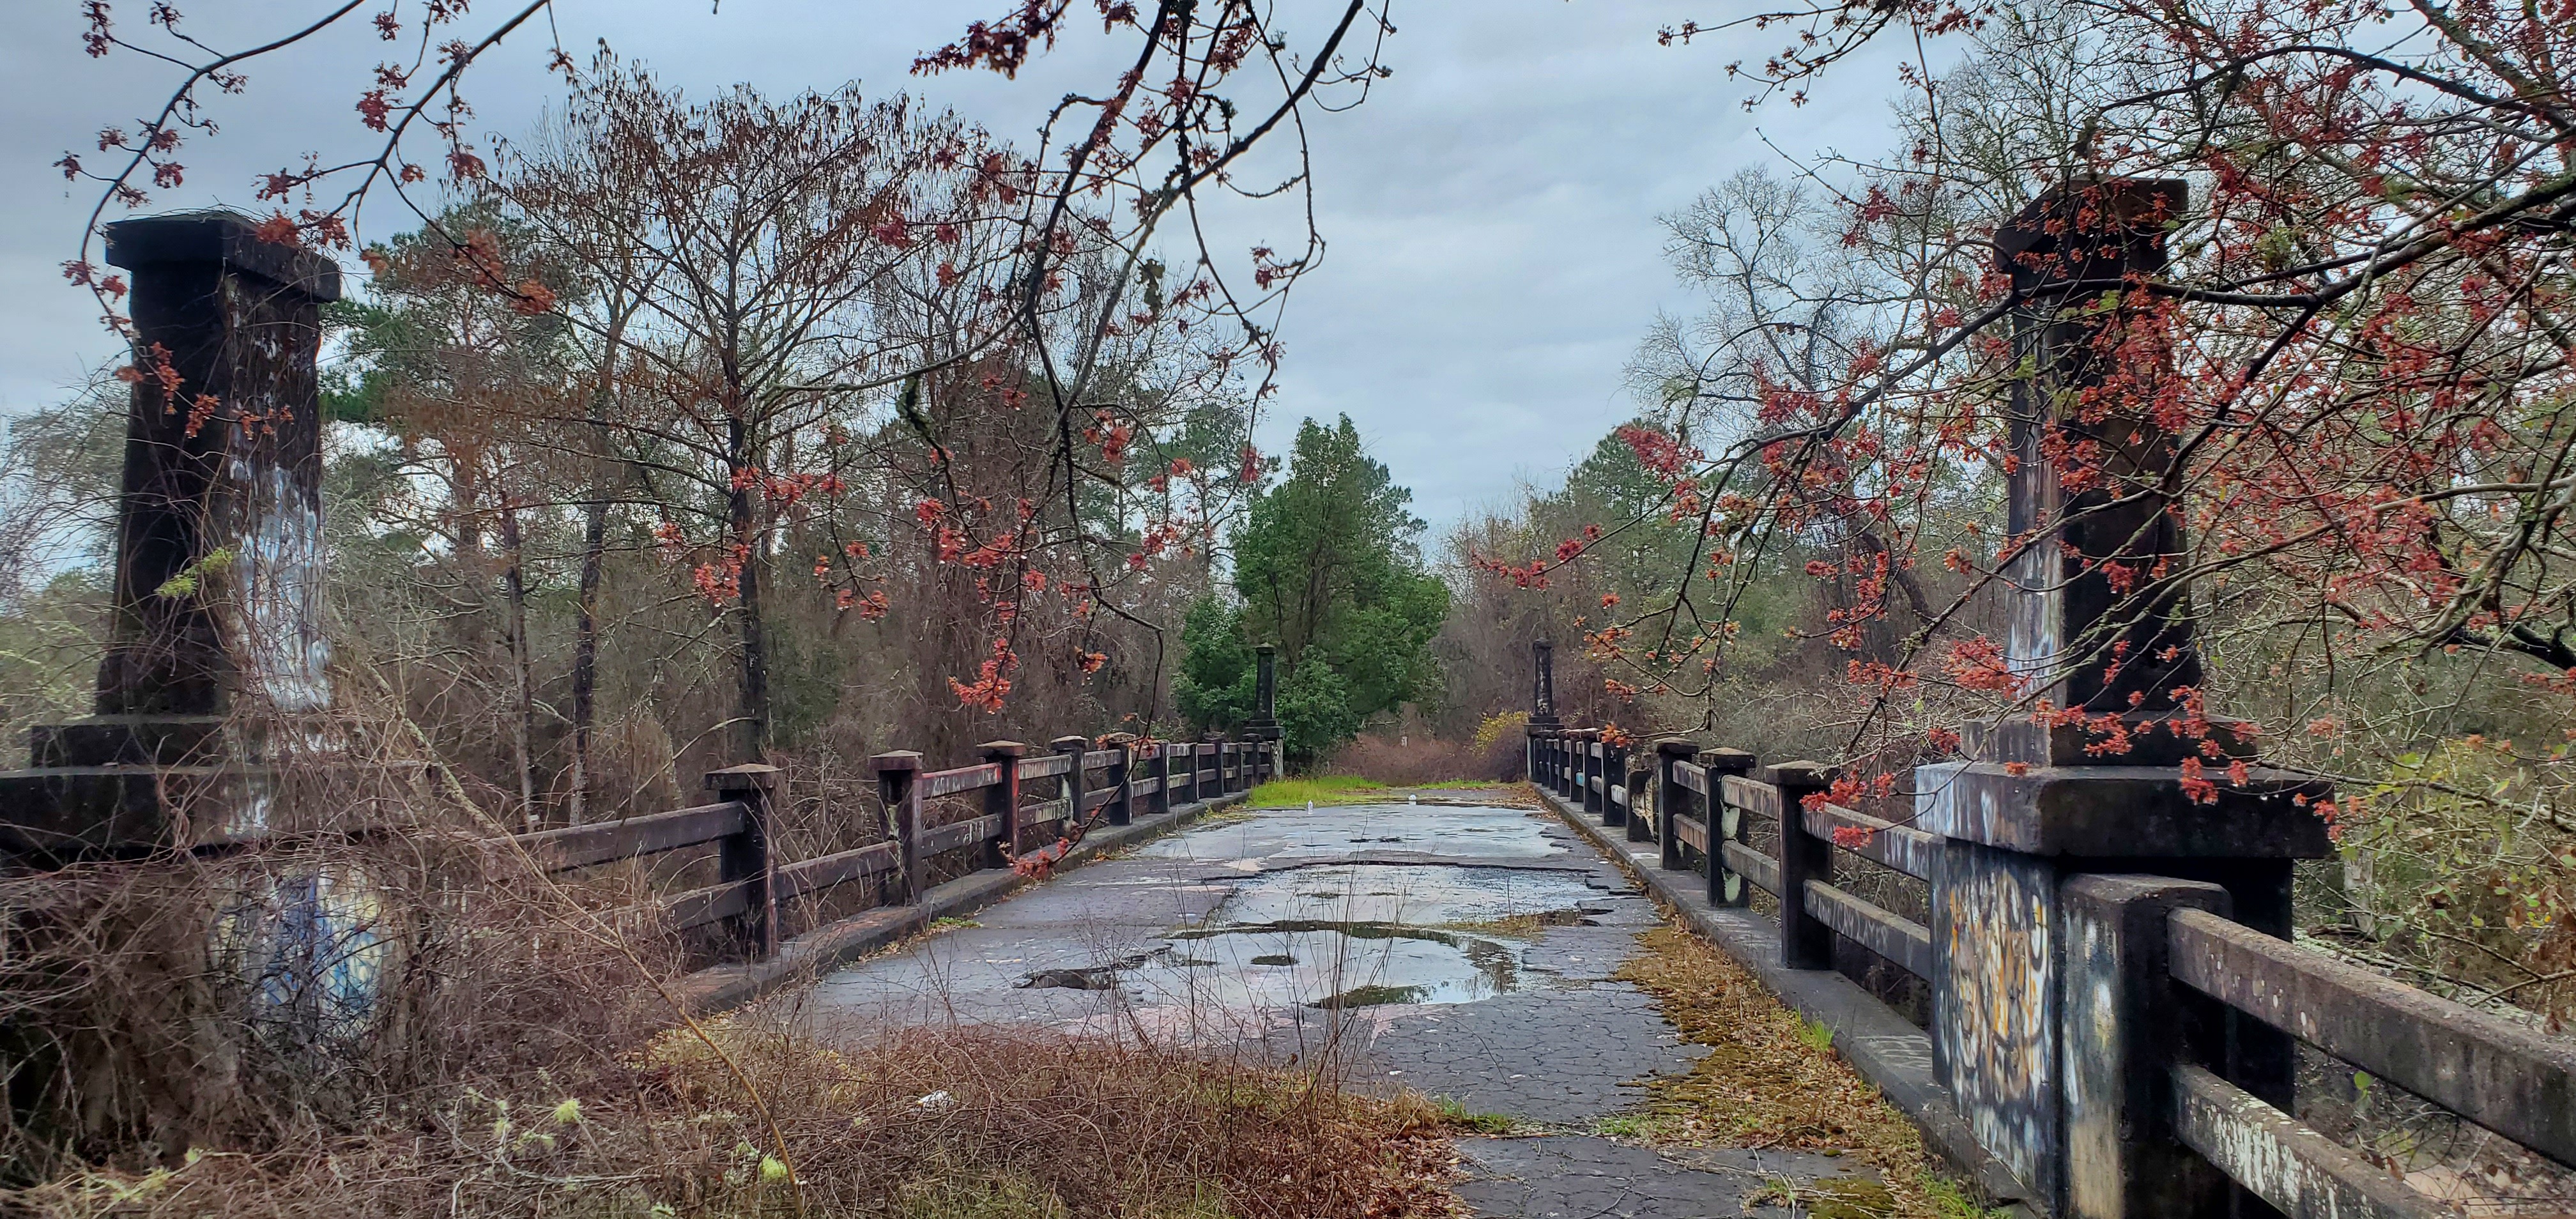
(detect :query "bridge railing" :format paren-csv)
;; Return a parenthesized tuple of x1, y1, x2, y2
(2069, 876, 2576, 1219)
(1528, 724, 2575, 1218)
(513, 733, 1277, 974)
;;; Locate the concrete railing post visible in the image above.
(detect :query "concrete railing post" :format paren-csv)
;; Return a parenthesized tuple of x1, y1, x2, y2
(1601, 739, 1629, 829)
(1623, 750, 1654, 843)
(1569, 729, 1598, 809)
(979, 740, 1028, 865)
(2060, 875, 2238, 1218)
(1769, 761, 1839, 970)
(1053, 735, 1088, 831)
(1654, 739, 1698, 871)
(1699, 748, 1757, 907)
(1102, 733, 1135, 826)
(1149, 741, 1173, 816)
(707, 763, 782, 958)
(871, 751, 923, 903)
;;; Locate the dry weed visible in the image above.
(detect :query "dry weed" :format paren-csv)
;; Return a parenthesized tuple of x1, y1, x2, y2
(6, 1011, 1466, 1218)
(1614, 925, 1995, 1218)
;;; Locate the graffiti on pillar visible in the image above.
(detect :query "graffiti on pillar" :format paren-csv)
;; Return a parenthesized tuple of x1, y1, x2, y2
(212, 863, 392, 1064)
(227, 459, 332, 716)
(1934, 841, 2058, 1203)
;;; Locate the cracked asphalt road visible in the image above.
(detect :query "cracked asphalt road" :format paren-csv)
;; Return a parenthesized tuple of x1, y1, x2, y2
(812, 797, 1880, 1217)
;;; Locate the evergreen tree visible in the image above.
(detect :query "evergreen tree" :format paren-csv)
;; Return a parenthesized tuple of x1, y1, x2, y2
(1181, 415, 1446, 764)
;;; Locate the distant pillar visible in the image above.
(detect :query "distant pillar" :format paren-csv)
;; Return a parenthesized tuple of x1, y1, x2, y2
(1529, 640, 1558, 726)
(1, 212, 344, 857)
(1916, 180, 2328, 1214)
(1244, 644, 1282, 753)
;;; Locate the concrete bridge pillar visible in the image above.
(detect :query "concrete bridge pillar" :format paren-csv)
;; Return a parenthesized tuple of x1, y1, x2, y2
(1913, 179, 2332, 1216)
(0, 212, 344, 858)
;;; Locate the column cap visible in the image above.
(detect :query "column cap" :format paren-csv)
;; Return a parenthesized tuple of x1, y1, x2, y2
(705, 762, 782, 791)
(978, 740, 1030, 758)
(105, 211, 344, 301)
(869, 751, 922, 774)
(1759, 760, 1837, 789)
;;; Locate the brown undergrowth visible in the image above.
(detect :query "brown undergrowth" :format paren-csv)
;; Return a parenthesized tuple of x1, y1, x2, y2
(7, 1010, 1466, 1218)
(1613, 925, 1998, 1219)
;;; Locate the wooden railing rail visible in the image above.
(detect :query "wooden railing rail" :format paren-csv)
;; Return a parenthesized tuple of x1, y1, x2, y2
(509, 732, 1275, 976)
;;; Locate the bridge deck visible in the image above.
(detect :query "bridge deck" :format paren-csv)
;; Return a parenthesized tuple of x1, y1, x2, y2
(810, 790, 1973, 1217)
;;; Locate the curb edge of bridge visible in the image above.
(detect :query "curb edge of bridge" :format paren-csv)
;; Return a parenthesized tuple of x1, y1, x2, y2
(673, 790, 1254, 1014)
(1535, 785, 2044, 1218)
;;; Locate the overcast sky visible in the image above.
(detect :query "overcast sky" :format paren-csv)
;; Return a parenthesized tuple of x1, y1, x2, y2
(0, 1, 1920, 533)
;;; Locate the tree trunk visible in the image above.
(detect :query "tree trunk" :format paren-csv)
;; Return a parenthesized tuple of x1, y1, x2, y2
(570, 489, 605, 825)
(499, 503, 542, 829)
(728, 416, 770, 763)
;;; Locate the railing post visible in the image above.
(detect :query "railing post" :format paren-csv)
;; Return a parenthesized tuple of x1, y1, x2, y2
(1103, 733, 1135, 825)
(1654, 739, 1698, 871)
(1767, 760, 1837, 969)
(1149, 740, 1173, 816)
(1602, 738, 1629, 829)
(1623, 749, 1653, 843)
(979, 740, 1028, 865)
(1699, 748, 1756, 905)
(706, 763, 782, 958)
(1052, 735, 1088, 832)
(871, 751, 923, 904)
(1570, 729, 1599, 810)
(2060, 875, 2237, 1218)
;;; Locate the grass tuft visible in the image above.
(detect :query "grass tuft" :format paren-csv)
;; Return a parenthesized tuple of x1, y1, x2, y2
(1246, 776, 1390, 808)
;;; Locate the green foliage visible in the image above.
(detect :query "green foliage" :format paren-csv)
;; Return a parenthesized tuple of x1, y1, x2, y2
(1277, 655, 1361, 764)
(1173, 597, 1257, 732)
(1245, 775, 1388, 808)
(1208, 415, 1445, 763)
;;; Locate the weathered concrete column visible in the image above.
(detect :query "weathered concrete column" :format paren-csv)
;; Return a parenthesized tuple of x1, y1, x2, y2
(0, 213, 343, 857)
(1698, 748, 1758, 907)
(1100, 733, 1135, 826)
(873, 751, 924, 903)
(707, 763, 781, 957)
(1915, 180, 2331, 1214)
(1654, 739, 1698, 872)
(979, 740, 1028, 865)
(2060, 875, 2238, 1218)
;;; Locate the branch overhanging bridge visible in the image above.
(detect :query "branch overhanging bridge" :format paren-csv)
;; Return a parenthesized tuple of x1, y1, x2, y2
(5, 196, 2573, 1219)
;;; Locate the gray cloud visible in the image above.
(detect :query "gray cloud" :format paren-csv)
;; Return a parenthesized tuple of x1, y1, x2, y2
(0, 1, 1916, 530)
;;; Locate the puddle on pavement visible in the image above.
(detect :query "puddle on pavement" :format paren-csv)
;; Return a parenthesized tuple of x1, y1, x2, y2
(1211, 862, 1606, 927)
(1133, 803, 1566, 862)
(1022, 861, 1613, 1011)
(1146, 921, 1533, 1009)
